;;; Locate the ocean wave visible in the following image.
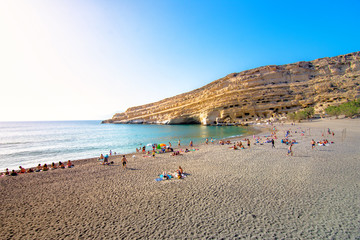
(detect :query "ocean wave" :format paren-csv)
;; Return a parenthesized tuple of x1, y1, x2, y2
(0, 141, 32, 146)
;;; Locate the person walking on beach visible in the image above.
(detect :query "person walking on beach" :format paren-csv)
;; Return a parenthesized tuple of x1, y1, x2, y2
(287, 143, 293, 156)
(271, 138, 275, 148)
(247, 139, 251, 149)
(121, 155, 127, 169)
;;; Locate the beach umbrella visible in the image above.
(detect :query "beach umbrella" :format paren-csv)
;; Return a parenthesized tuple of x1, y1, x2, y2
(147, 143, 152, 146)
(160, 143, 166, 147)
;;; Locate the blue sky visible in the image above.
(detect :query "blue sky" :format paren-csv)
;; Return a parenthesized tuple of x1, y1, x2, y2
(0, 0, 359, 121)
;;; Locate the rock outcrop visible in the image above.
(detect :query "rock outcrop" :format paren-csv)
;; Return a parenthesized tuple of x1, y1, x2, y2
(103, 52, 360, 125)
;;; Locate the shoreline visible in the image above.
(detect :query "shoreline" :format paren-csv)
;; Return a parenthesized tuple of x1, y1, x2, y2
(1, 118, 359, 239)
(1, 124, 261, 173)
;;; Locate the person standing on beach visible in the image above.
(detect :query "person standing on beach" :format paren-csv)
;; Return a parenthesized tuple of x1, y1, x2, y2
(271, 138, 275, 148)
(189, 140, 193, 147)
(287, 143, 293, 156)
(178, 139, 181, 146)
(247, 139, 251, 149)
(311, 139, 316, 149)
(211, 137, 214, 144)
(205, 138, 208, 144)
(121, 155, 127, 169)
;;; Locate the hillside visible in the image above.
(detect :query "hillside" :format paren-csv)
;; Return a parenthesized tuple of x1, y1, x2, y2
(103, 52, 360, 125)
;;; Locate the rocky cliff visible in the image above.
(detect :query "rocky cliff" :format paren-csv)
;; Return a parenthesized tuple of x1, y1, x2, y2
(103, 52, 360, 125)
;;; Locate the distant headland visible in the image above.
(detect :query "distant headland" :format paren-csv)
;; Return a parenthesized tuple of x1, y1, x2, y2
(103, 52, 360, 125)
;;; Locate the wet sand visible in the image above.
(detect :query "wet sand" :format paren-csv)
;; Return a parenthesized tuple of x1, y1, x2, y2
(1, 118, 359, 239)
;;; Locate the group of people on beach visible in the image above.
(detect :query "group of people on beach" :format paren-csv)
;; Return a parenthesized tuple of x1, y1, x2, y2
(160, 166, 184, 180)
(3, 160, 74, 177)
(231, 141, 245, 150)
(98, 152, 128, 169)
(216, 124, 337, 157)
(134, 139, 204, 158)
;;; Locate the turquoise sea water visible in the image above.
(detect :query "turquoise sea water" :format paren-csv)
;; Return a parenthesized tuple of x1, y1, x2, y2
(0, 121, 248, 170)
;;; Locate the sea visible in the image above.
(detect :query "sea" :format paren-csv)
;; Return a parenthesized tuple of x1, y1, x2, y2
(0, 121, 249, 171)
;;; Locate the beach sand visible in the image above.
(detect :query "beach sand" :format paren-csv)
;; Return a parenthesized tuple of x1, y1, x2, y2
(1, 118, 359, 239)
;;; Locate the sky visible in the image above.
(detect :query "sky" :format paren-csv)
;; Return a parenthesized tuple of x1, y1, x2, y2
(0, 0, 359, 121)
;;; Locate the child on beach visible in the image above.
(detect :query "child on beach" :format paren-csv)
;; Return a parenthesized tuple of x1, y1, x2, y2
(287, 143, 293, 156)
(121, 155, 127, 169)
(311, 139, 316, 149)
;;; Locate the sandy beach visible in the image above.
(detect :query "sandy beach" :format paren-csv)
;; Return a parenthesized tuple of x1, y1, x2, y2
(1, 118, 359, 239)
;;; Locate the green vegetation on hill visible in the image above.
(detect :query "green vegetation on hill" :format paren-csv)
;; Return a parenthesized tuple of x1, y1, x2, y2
(287, 107, 315, 121)
(325, 99, 360, 118)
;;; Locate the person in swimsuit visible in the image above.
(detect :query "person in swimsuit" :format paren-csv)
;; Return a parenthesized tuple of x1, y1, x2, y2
(104, 155, 109, 165)
(42, 164, 49, 171)
(36, 164, 42, 172)
(121, 155, 127, 169)
(311, 139, 315, 149)
(58, 161, 65, 169)
(287, 143, 293, 156)
(19, 166, 26, 173)
(51, 162, 57, 170)
(176, 166, 184, 179)
(67, 160, 74, 168)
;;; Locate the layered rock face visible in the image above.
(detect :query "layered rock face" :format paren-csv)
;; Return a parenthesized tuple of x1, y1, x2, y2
(103, 52, 360, 125)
